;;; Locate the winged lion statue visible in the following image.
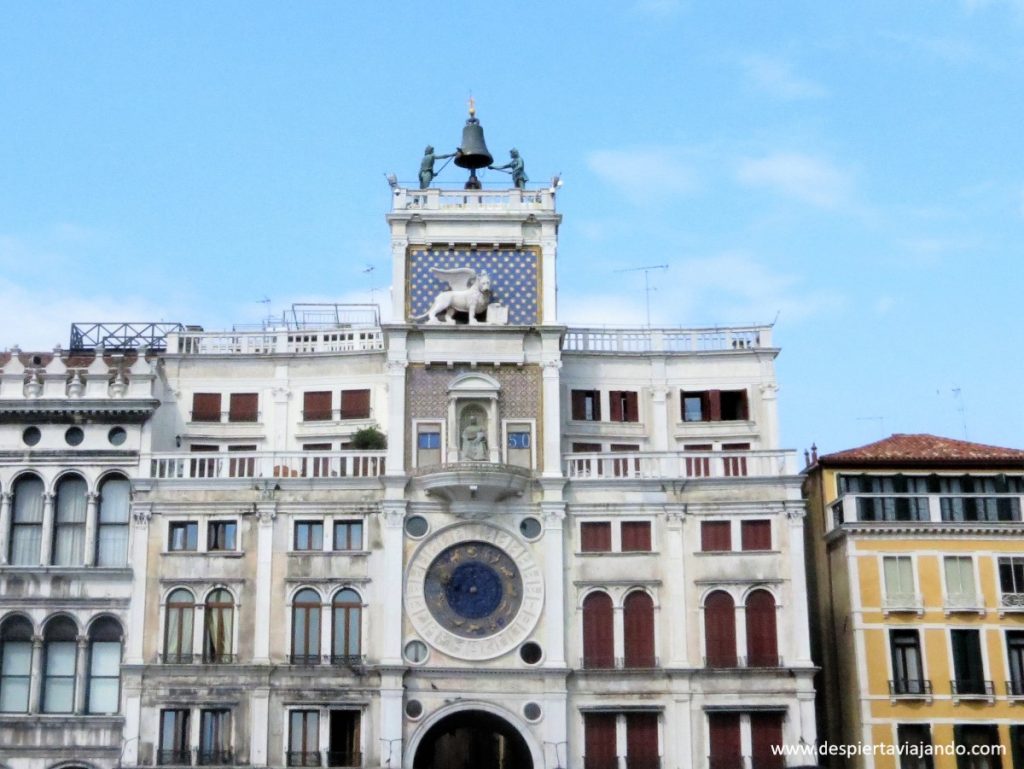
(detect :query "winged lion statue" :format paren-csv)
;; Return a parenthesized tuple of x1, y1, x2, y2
(414, 267, 492, 324)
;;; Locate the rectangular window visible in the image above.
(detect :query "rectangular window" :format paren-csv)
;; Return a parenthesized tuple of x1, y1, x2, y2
(951, 629, 987, 695)
(415, 423, 442, 469)
(228, 392, 258, 422)
(685, 443, 712, 477)
(328, 710, 361, 768)
(0, 639, 31, 712)
(417, 431, 441, 449)
(289, 710, 320, 767)
(506, 422, 533, 470)
(169, 522, 198, 552)
(96, 479, 130, 567)
(954, 725, 1001, 769)
(1007, 630, 1024, 696)
(708, 712, 742, 769)
(583, 713, 617, 769)
(301, 442, 333, 478)
(897, 724, 934, 769)
(720, 390, 749, 420)
(944, 556, 976, 605)
(722, 442, 750, 477)
(303, 391, 333, 421)
(609, 390, 639, 422)
(701, 521, 732, 552)
(883, 556, 916, 602)
(333, 520, 364, 551)
(192, 392, 222, 422)
(42, 641, 75, 713)
(295, 521, 324, 551)
(750, 712, 785, 769)
(340, 389, 371, 420)
(580, 522, 612, 553)
(200, 709, 232, 764)
(87, 640, 121, 714)
(208, 521, 237, 552)
(621, 521, 652, 552)
(571, 389, 601, 421)
(681, 391, 708, 422)
(228, 444, 257, 478)
(741, 520, 772, 551)
(1000, 557, 1024, 601)
(890, 629, 925, 695)
(625, 712, 659, 769)
(159, 709, 191, 766)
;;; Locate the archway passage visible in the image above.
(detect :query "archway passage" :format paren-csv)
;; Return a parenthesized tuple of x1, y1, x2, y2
(413, 709, 533, 769)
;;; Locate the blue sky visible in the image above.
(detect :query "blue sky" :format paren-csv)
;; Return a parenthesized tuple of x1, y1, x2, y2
(1, 1, 1022, 456)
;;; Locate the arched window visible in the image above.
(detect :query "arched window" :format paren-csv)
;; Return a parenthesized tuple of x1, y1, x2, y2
(42, 616, 78, 713)
(164, 589, 195, 663)
(87, 617, 122, 713)
(10, 476, 44, 565)
(291, 589, 322, 664)
(0, 615, 33, 712)
(96, 476, 130, 566)
(53, 475, 88, 566)
(203, 590, 234, 663)
(582, 591, 614, 669)
(704, 591, 737, 668)
(745, 590, 778, 667)
(623, 590, 655, 668)
(332, 589, 361, 663)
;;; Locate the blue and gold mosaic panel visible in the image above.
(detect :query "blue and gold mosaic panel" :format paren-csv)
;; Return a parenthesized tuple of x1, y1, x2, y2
(408, 248, 539, 325)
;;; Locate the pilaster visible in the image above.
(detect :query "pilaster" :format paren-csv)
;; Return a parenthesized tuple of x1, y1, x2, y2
(39, 492, 55, 565)
(253, 501, 277, 664)
(0, 492, 12, 565)
(126, 503, 152, 664)
(83, 492, 99, 567)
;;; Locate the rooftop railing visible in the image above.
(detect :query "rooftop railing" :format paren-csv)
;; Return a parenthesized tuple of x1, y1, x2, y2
(565, 449, 796, 480)
(147, 451, 386, 480)
(391, 186, 556, 212)
(166, 328, 385, 356)
(563, 325, 772, 353)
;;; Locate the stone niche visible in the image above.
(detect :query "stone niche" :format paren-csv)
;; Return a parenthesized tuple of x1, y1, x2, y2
(448, 372, 500, 464)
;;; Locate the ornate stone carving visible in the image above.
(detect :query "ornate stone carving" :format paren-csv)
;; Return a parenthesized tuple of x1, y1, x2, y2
(460, 414, 488, 461)
(131, 505, 153, 526)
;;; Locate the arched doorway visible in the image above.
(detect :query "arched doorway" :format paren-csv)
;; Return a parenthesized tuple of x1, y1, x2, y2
(412, 709, 534, 769)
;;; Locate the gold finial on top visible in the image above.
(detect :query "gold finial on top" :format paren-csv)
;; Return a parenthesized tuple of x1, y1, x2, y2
(468, 96, 476, 118)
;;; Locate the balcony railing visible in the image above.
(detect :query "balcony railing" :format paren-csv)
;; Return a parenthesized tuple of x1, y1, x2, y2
(1001, 593, 1024, 610)
(157, 750, 192, 766)
(889, 678, 932, 697)
(201, 652, 235, 664)
(703, 655, 785, 669)
(579, 656, 661, 670)
(325, 751, 362, 767)
(197, 750, 234, 766)
(286, 752, 322, 767)
(148, 451, 386, 480)
(169, 328, 384, 355)
(565, 449, 795, 481)
(160, 652, 197, 664)
(882, 593, 924, 613)
(564, 325, 771, 353)
(944, 594, 986, 613)
(392, 186, 556, 212)
(831, 493, 1023, 527)
(951, 678, 994, 698)
(1007, 679, 1024, 697)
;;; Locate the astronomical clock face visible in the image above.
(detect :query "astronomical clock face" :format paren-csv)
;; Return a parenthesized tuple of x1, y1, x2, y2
(406, 523, 544, 661)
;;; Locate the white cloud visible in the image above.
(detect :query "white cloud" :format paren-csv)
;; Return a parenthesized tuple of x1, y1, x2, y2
(586, 147, 699, 203)
(735, 152, 852, 209)
(739, 55, 827, 99)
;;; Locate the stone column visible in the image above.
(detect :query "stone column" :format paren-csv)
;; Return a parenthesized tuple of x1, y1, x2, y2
(541, 502, 567, 667)
(74, 635, 89, 713)
(384, 357, 408, 476)
(250, 686, 271, 767)
(28, 636, 43, 713)
(379, 502, 406, 665)
(541, 360, 562, 477)
(125, 504, 152, 665)
(39, 492, 55, 565)
(665, 510, 687, 666)
(649, 386, 669, 452)
(379, 671, 404, 768)
(0, 492, 12, 565)
(759, 382, 780, 449)
(786, 506, 813, 665)
(83, 492, 99, 567)
(253, 503, 277, 664)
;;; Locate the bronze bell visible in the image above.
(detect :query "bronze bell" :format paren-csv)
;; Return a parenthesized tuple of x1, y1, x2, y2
(454, 102, 493, 189)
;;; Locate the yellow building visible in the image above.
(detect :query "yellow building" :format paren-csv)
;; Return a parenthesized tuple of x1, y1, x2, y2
(804, 434, 1024, 769)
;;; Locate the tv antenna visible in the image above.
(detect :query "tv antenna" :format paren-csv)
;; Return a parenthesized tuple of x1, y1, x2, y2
(952, 387, 968, 439)
(614, 263, 668, 327)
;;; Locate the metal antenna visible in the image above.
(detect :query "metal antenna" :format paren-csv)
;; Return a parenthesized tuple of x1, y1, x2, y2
(614, 264, 668, 327)
(952, 387, 968, 439)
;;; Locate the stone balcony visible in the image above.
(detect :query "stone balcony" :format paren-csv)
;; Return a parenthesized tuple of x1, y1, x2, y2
(146, 450, 386, 481)
(563, 324, 773, 354)
(564, 449, 797, 481)
(412, 461, 533, 504)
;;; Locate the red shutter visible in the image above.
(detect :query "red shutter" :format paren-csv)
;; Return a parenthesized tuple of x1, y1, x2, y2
(303, 391, 332, 421)
(583, 592, 614, 669)
(610, 443, 640, 478)
(340, 389, 370, 419)
(228, 393, 258, 422)
(741, 520, 772, 551)
(745, 590, 778, 667)
(624, 391, 639, 422)
(192, 393, 221, 422)
(609, 390, 624, 422)
(581, 522, 612, 552)
(737, 390, 749, 420)
(626, 713, 659, 766)
(686, 444, 712, 478)
(228, 444, 257, 478)
(704, 591, 737, 667)
(571, 390, 587, 421)
(621, 521, 652, 552)
(623, 591, 655, 668)
(707, 390, 722, 421)
(750, 712, 785, 769)
(708, 712, 742, 767)
(584, 713, 617, 769)
(701, 521, 732, 552)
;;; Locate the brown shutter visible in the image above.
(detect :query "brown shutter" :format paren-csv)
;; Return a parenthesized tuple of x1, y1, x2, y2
(192, 393, 221, 422)
(750, 712, 785, 769)
(708, 712, 742, 765)
(228, 393, 258, 422)
(708, 390, 722, 421)
(340, 389, 371, 419)
(741, 520, 772, 551)
(584, 713, 617, 768)
(303, 391, 332, 421)
(745, 590, 778, 666)
(581, 522, 612, 552)
(704, 591, 737, 667)
(623, 591, 655, 668)
(571, 390, 586, 421)
(610, 443, 640, 478)
(624, 391, 639, 422)
(737, 390, 749, 420)
(701, 521, 731, 552)
(626, 713, 659, 766)
(609, 391, 623, 422)
(582, 592, 614, 668)
(621, 521, 652, 552)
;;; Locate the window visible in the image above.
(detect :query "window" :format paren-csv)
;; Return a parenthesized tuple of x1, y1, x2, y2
(685, 443, 712, 477)
(944, 556, 977, 607)
(896, 724, 934, 769)
(328, 710, 361, 767)
(883, 556, 916, 605)
(580, 522, 612, 552)
(416, 424, 442, 468)
(506, 422, 532, 469)
(571, 389, 601, 421)
(722, 442, 750, 477)
(890, 630, 926, 695)
(745, 590, 778, 667)
(228, 392, 258, 422)
(999, 557, 1024, 607)
(295, 521, 324, 551)
(42, 617, 77, 713)
(621, 521, 652, 552)
(0, 615, 33, 713)
(951, 629, 988, 695)
(953, 725, 1001, 769)
(741, 520, 771, 551)
(301, 443, 333, 478)
(289, 709, 320, 767)
(610, 443, 640, 478)
(292, 589, 322, 664)
(199, 709, 232, 765)
(681, 389, 748, 422)
(1007, 631, 1024, 698)
(203, 589, 234, 663)
(584, 712, 617, 769)
(303, 391, 332, 421)
(9, 475, 44, 565)
(704, 591, 737, 667)
(332, 589, 362, 662)
(941, 475, 1022, 522)
(192, 392, 222, 422)
(340, 389, 371, 419)
(720, 390, 749, 420)
(1013, 725, 1024, 769)
(87, 617, 122, 714)
(625, 712, 659, 769)
(701, 521, 731, 552)
(53, 475, 88, 566)
(190, 444, 220, 478)
(164, 588, 195, 663)
(228, 444, 257, 478)
(169, 521, 199, 552)
(682, 392, 706, 422)
(609, 390, 639, 422)
(333, 520, 363, 551)
(708, 712, 742, 769)
(159, 709, 191, 766)
(750, 712, 785, 769)
(208, 521, 238, 552)
(582, 591, 614, 669)
(623, 591, 655, 668)
(843, 474, 931, 522)
(97, 476, 130, 566)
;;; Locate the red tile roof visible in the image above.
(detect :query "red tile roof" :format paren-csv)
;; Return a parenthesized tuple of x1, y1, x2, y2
(817, 433, 1024, 468)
